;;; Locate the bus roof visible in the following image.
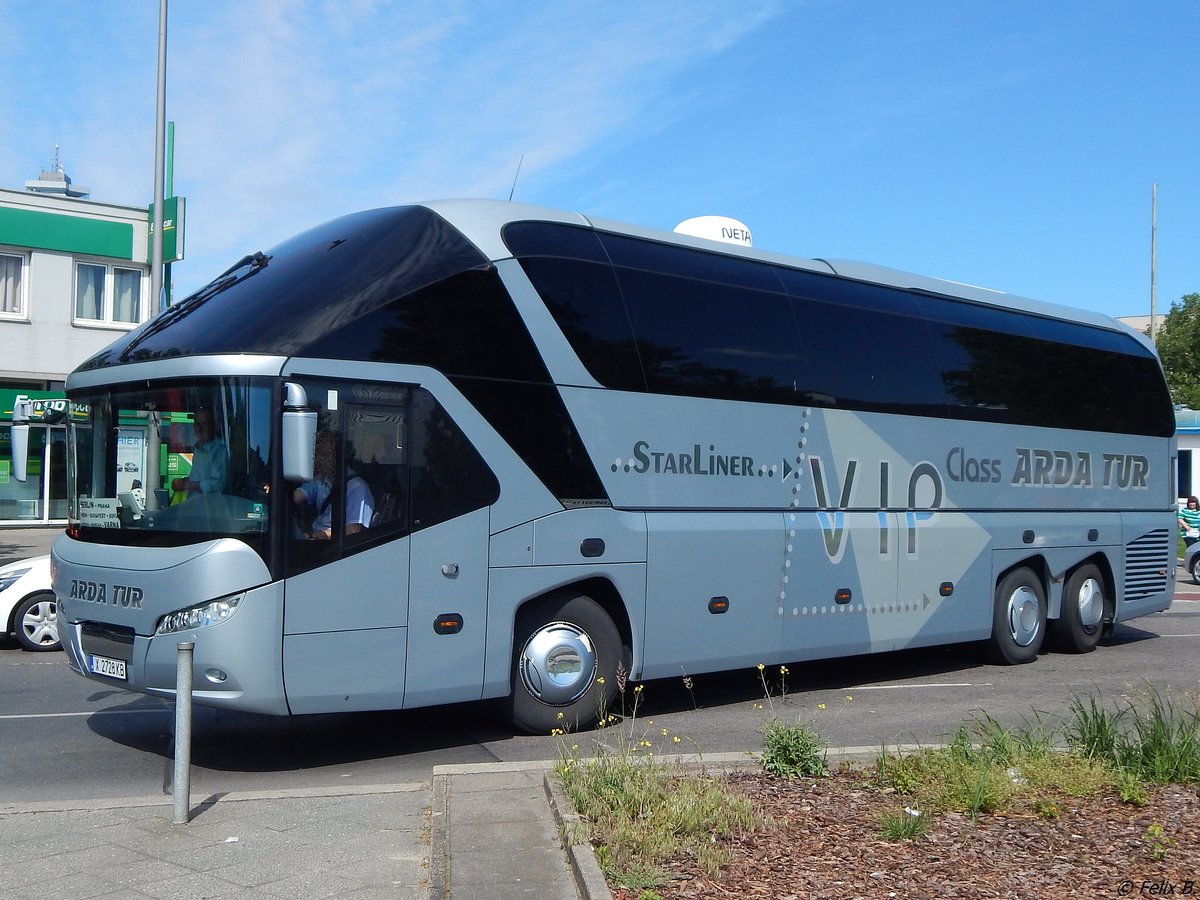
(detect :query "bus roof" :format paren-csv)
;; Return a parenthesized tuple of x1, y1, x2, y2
(419, 198, 1145, 350)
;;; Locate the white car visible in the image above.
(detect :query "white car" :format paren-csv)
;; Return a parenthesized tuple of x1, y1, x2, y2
(0, 555, 60, 651)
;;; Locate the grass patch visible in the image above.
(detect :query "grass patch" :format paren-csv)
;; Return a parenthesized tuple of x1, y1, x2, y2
(554, 674, 761, 890)
(876, 805, 930, 841)
(872, 718, 1116, 819)
(1064, 686, 1200, 784)
(558, 678, 1200, 883)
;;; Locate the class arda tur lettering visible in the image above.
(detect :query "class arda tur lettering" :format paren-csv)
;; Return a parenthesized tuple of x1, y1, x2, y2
(1010, 448, 1148, 490)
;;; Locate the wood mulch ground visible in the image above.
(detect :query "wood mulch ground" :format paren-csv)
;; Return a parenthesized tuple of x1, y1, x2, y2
(609, 769, 1200, 899)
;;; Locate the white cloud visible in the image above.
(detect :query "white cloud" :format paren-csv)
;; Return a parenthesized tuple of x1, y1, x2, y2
(3, 1, 785, 293)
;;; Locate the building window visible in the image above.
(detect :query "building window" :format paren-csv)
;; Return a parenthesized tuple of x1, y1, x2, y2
(0, 252, 25, 318)
(74, 262, 146, 326)
(114, 267, 142, 323)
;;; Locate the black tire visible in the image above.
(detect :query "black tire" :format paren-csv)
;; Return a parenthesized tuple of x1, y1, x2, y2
(509, 593, 620, 734)
(1052, 563, 1107, 654)
(1191, 554, 1200, 586)
(987, 567, 1046, 665)
(14, 591, 60, 652)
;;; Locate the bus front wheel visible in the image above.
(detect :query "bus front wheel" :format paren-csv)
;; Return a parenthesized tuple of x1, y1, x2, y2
(988, 568, 1046, 664)
(509, 593, 620, 735)
(1052, 563, 1107, 654)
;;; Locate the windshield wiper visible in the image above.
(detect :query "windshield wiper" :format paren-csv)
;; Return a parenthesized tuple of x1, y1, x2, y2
(120, 251, 271, 359)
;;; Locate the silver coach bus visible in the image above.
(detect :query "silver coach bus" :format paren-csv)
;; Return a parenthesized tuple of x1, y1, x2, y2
(43, 200, 1175, 732)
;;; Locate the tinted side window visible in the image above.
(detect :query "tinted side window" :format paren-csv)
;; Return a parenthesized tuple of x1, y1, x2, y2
(916, 294, 1173, 435)
(777, 269, 948, 416)
(790, 298, 947, 415)
(927, 321, 1056, 426)
(304, 268, 551, 384)
(1041, 344, 1134, 432)
(451, 378, 608, 504)
(503, 221, 609, 262)
(1126, 355, 1176, 437)
(598, 232, 782, 292)
(517, 257, 645, 392)
(616, 267, 809, 405)
(409, 389, 499, 530)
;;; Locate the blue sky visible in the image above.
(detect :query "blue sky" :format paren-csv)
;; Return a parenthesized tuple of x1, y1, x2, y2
(1, 1, 1197, 320)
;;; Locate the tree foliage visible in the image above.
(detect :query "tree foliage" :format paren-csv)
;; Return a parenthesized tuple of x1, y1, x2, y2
(1154, 293, 1200, 408)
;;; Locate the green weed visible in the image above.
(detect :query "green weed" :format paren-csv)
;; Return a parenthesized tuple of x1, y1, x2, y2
(876, 805, 929, 841)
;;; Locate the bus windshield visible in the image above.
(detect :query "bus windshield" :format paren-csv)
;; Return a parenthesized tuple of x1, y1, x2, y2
(67, 377, 274, 554)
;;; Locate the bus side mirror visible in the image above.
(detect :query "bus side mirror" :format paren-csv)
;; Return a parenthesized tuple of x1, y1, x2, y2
(281, 383, 316, 482)
(10, 396, 31, 483)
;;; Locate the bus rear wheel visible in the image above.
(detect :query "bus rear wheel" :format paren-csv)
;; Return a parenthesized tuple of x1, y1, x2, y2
(1052, 563, 1106, 653)
(988, 567, 1045, 664)
(509, 593, 620, 735)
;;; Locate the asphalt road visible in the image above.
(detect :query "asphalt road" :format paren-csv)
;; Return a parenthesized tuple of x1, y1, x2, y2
(3, 572, 1199, 804)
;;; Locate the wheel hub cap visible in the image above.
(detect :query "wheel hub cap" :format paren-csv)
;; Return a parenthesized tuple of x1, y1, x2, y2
(1008, 586, 1040, 647)
(519, 622, 597, 706)
(1076, 578, 1103, 629)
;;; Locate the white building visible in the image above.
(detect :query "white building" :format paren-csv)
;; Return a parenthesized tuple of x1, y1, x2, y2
(1, 165, 154, 525)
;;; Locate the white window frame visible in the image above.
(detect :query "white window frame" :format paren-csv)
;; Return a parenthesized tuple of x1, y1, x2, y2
(73, 260, 148, 328)
(0, 250, 29, 321)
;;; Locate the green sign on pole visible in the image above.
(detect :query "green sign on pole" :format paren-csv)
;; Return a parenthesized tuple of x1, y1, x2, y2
(148, 196, 186, 262)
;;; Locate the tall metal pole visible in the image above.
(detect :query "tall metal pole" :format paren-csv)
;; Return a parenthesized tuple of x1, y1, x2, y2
(151, 0, 168, 313)
(1150, 183, 1158, 340)
(163, 121, 175, 308)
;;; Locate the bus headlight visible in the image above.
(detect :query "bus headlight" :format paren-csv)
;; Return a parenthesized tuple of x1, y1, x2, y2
(156, 594, 244, 634)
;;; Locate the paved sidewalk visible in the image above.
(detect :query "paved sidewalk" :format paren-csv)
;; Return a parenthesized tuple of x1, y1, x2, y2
(0, 785, 430, 900)
(428, 763, 594, 900)
(0, 763, 602, 900)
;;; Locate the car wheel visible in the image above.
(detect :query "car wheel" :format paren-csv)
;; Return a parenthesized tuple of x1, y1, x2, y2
(1191, 554, 1200, 586)
(14, 591, 60, 652)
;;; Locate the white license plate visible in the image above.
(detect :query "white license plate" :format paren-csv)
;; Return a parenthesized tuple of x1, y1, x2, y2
(88, 654, 127, 681)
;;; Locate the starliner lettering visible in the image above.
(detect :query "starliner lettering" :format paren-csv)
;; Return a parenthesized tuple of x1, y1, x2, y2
(625, 441, 756, 477)
(68, 579, 143, 608)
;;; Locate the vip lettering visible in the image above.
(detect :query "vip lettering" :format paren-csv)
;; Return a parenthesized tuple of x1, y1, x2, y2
(625, 441, 755, 477)
(68, 579, 142, 608)
(810, 458, 943, 562)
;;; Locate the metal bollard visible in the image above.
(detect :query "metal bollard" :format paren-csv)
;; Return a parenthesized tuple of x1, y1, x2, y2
(172, 641, 194, 825)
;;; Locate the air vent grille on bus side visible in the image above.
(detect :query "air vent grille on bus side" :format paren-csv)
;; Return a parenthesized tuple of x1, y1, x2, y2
(1123, 528, 1172, 601)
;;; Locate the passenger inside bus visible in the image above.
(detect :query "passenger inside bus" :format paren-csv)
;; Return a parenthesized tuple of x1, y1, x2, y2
(293, 430, 375, 539)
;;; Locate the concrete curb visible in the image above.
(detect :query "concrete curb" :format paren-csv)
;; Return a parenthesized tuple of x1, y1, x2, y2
(428, 773, 449, 900)
(544, 772, 610, 900)
(0, 780, 426, 816)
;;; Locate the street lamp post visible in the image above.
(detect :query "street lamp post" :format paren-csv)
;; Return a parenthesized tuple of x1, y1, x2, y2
(151, 0, 168, 313)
